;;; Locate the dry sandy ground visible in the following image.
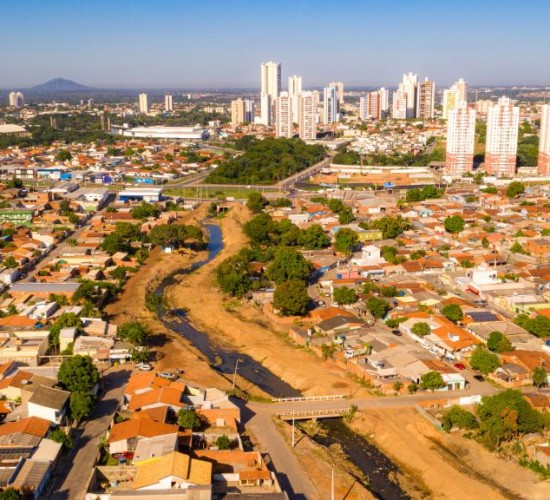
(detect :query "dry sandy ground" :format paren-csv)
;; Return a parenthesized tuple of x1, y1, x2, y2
(105, 206, 233, 390)
(350, 409, 550, 500)
(165, 204, 364, 396)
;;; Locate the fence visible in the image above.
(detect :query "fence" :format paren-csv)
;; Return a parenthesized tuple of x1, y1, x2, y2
(272, 394, 346, 403)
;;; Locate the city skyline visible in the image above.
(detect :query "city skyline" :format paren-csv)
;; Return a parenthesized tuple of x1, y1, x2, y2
(2, 0, 550, 88)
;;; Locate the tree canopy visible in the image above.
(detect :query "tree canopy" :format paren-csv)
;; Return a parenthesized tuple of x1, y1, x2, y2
(273, 280, 310, 316)
(412, 322, 431, 337)
(177, 408, 203, 430)
(514, 313, 550, 338)
(506, 181, 525, 198)
(58, 355, 99, 394)
(267, 247, 312, 285)
(441, 304, 463, 323)
(359, 216, 411, 239)
(334, 228, 359, 255)
(444, 215, 465, 234)
(420, 371, 446, 390)
(487, 331, 513, 353)
(366, 297, 390, 319)
(470, 347, 500, 375)
(246, 192, 269, 212)
(117, 321, 150, 346)
(333, 286, 357, 305)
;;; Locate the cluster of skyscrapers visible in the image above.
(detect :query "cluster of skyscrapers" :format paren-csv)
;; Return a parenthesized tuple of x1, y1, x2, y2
(391, 73, 435, 120)
(8, 92, 24, 108)
(138, 93, 174, 114)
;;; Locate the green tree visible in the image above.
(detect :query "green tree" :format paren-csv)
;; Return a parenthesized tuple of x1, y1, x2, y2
(441, 304, 463, 323)
(532, 366, 548, 389)
(69, 392, 95, 424)
(216, 251, 253, 297)
(50, 428, 73, 449)
(246, 192, 269, 213)
(359, 215, 411, 239)
(58, 355, 99, 394)
(470, 347, 500, 375)
(510, 241, 528, 254)
(514, 313, 550, 338)
(55, 149, 72, 162)
(366, 297, 389, 319)
(177, 409, 202, 430)
(420, 371, 446, 390)
(243, 213, 277, 246)
(442, 406, 478, 432)
(487, 331, 513, 353)
(49, 312, 82, 347)
(3, 256, 17, 269)
(299, 224, 330, 250)
(131, 202, 160, 220)
(334, 228, 358, 256)
(407, 383, 418, 394)
(118, 321, 150, 345)
(215, 434, 232, 450)
(267, 247, 312, 285)
(273, 280, 309, 316)
(481, 237, 490, 248)
(380, 286, 398, 297)
(506, 181, 525, 198)
(412, 322, 431, 337)
(333, 286, 357, 305)
(444, 215, 465, 234)
(392, 381, 403, 393)
(0, 488, 25, 500)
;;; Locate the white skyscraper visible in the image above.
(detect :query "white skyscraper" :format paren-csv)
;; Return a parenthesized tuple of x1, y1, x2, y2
(538, 104, 550, 175)
(275, 92, 293, 138)
(139, 93, 149, 114)
(486, 96, 519, 177)
(401, 72, 418, 118)
(445, 101, 476, 175)
(443, 79, 467, 120)
(379, 87, 390, 115)
(359, 96, 369, 121)
(288, 75, 302, 123)
(298, 91, 317, 140)
(328, 81, 344, 104)
(260, 61, 281, 125)
(164, 94, 173, 112)
(455, 78, 467, 102)
(392, 90, 407, 119)
(8, 92, 24, 108)
(361, 88, 391, 120)
(323, 85, 339, 124)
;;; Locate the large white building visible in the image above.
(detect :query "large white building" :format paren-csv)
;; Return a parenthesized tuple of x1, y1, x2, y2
(260, 61, 281, 125)
(164, 94, 173, 112)
(288, 75, 302, 123)
(138, 93, 149, 114)
(485, 96, 519, 177)
(401, 72, 417, 118)
(539, 104, 550, 175)
(361, 88, 391, 120)
(392, 90, 407, 119)
(442, 79, 467, 120)
(416, 78, 435, 119)
(275, 92, 293, 138)
(323, 85, 339, 124)
(113, 125, 209, 140)
(298, 91, 317, 140)
(8, 92, 24, 108)
(328, 81, 344, 104)
(445, 101, 476, 175)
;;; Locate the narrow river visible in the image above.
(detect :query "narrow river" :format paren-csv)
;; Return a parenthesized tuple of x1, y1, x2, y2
(155, 223, 410, 499)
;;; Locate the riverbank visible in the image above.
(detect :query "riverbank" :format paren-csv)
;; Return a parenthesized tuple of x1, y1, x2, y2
(165, 204, 365, 396)
(350, 408, 550, 500)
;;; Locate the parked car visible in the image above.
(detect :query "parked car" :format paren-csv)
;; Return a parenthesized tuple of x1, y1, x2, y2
(391, 330, 402, 337)
(136, 362, 152, 371)
(473, 374, 485, 382)
(158, 371, 178, 381)
(454, 363, 466, 370)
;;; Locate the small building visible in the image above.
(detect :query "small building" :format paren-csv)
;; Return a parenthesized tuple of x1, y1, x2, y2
(118, 187, 162, 203)
(27, 386, 70, 424)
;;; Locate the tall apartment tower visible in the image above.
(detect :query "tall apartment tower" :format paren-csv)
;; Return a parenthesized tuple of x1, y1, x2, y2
(288, 75, 302, 123)
(416, 78, 435, 119)
(379, 87, 390, 116)
(138, 93, 149, 114)
(538, 104, 550, 175)
(244, 99, 255, 123)
(275, 92, 293, 138)
(230, 98, 246, 125)
(298, 91, 317, 140)
(164, 94, 173, 112)
(328, 81, 344, 104)
(401, 72, 418, 118)
(443, 79, 467, 119)
(392, 90, 407, 119)
(8, 92, 24, 108)
(455, 78, 467, 102)
(323, 85, 339, 124)
(485, 96, 519, 177)
(445, 101, 476, 175)
(359, 96, 369, 121)
(260, 61, 281, 125)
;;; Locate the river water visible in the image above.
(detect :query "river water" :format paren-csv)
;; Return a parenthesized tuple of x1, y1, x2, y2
(155, 223, 410, 499)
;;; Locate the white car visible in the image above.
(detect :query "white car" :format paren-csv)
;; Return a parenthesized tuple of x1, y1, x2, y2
(136, 363, 152, 371)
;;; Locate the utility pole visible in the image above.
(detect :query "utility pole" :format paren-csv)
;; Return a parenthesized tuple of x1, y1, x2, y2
(331, 467, 335, 500)
(232, 358, 240, 390)
(291, 411, 296, 448)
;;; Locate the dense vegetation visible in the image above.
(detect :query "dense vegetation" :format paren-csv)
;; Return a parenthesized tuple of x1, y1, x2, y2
(333, 147, 444, 167)
(206, 137, 325, 185)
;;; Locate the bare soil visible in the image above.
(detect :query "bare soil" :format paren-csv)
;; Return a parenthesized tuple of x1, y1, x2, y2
(350, 408, 550, 500)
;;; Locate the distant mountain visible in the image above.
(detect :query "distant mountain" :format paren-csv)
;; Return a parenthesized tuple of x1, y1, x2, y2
(30, 78, 91, 91)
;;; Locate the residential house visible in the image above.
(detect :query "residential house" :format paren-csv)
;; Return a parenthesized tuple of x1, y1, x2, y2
(27, 386, 70, 424)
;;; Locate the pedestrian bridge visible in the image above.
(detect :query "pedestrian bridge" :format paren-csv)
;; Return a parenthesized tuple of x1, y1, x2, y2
(277, 408, 348, 421)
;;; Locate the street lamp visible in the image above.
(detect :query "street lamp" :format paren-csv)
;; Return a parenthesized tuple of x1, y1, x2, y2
(232, 358, 241, 390)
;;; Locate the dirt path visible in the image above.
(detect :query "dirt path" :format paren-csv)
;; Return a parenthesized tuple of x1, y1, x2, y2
(165, 204, 360, 396)
(350, 408, 550, 500)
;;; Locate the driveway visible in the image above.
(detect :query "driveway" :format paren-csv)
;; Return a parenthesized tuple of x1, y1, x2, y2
(47, 366, 131, 500)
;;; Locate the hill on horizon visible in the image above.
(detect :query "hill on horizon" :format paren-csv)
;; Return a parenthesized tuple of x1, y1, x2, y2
(30, 78, 91, 91)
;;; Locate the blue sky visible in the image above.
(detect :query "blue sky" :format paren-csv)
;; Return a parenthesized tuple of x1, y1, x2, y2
(1, 0, 549, 89)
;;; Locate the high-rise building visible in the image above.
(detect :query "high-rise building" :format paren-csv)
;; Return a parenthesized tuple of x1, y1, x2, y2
(8, 92, 24, 108)
(164, 94, 173, 112)
(401, 72, 417, 118)
(538, 104, 550, 175)
(260, 61, 281, 125)
(485, 96, 519, 177)
(230, 98, 245, 125)
(328, 81, 344, 104)
(392, 90, 407, 119)
(359, 96, 369, 121)
(361, 88, 390, 120)
(298, 91, 317, 140)
(379, 87, 390, 115)
(445, 101, 476, 175)
(138, 93, 149, 114)
(275, 92, 293, 138)
(455, 78, 467, 102)
(259, 94, 272, 126)
(244, 99, 255, 123)
(323, 85, 339, 124)
(288, 75, 302, 124)
(442, 87, 459, 120)
(416, 78, 435, 119)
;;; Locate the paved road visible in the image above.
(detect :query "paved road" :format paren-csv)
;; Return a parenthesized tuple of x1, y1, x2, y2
(48, 366, 131, 500)
(276, 156, 332, 189)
